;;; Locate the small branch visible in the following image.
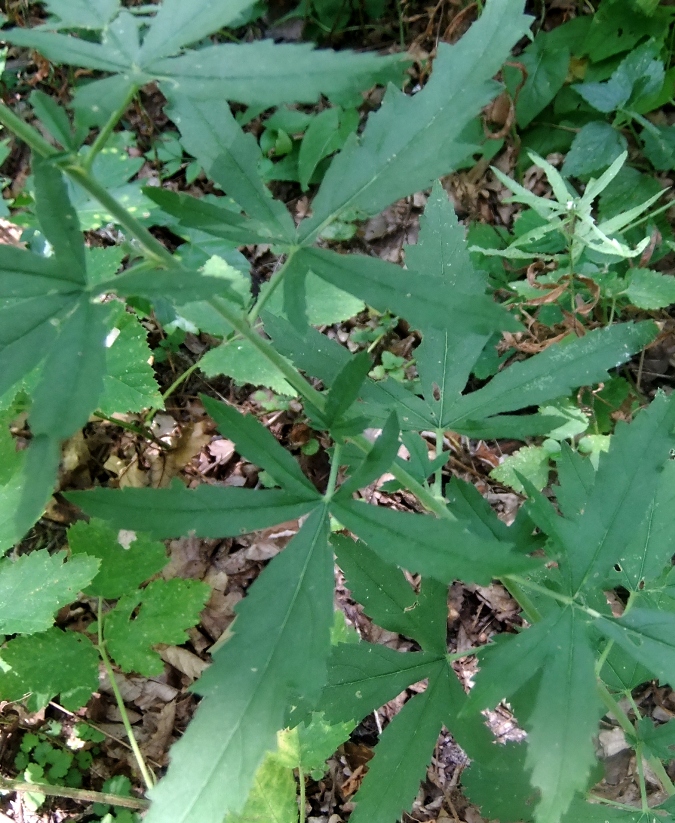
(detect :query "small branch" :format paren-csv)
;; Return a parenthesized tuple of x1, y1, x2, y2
(0, 776, 149, 810)
(82, 85, 138, 173)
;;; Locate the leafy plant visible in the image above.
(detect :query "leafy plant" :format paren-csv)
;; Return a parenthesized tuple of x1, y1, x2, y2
(0, 2, 674, 823)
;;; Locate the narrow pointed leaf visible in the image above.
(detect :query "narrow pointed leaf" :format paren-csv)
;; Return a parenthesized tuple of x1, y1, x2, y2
(297, 247, 520, 335)
(324, 351, 372, 428)
(330, 498, 533, 584)
(164, 95, 296, 241)
(320, 642, 444, 725)
(139, 0, 259, 63)
(0, 246, 82, 296)
(444, 322, 657, 428)
(349, 662, 449, 823)
(557, 391, 675, 594)
(145, 508, 334, 823)
(66, 485, 319, 539)
(338, 413, 400, 497)
(201, 396, 319, 499)
(154, 43, 407, 108)
(333, 535, 446, 654)
(43, 0, 121, 30)
(298, 0, 532, 242)
(2, 28, 131, 72)
(596, 609, 675, 688)
(554, 444, 595, 519)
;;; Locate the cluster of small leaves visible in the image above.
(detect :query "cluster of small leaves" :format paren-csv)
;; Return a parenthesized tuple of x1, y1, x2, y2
(2, 2, 675, 823)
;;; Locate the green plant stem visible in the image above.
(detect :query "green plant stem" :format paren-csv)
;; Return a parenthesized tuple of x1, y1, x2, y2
(432, 428, 444, 499)
(82, 84, 138, 173)
(298, 765, 306, 823)
(325, 443, 342, 501)
(97, 599, 155, 791)
(0, 102, 59, 158)
(636, 741, 650, 813)
(247, 247, 299, 324)
(0, 776, 149, 810)
(624, 692, 675, 796)
(597, 682, 635, 738)
(93, 410, 168, 449)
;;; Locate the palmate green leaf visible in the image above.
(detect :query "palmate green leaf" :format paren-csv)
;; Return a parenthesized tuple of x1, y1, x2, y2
(201, 396, 319, 499)
(333, 535, 447, 654)
(99, 312, 163, 415)
(467, 608, 602, 823)
(145, 507, 334, 823)
(0, 627, 99, 711)
(105, 578, 210, 676)
(164, 95, 296, 243)
(556, 391, 675, 595)
(293, 247, 520, 336)
(262, 271, 365, 327)
(0, 550, 99, 634)
(348, 661, 449, 823)
(330, 498, 534, 584)
(596, 609, 675, 688)
(298, 0, 533, 243)
(442, 322, 657, 430)
(67, 518, 167, 599)
(67, 484, 319, 539)
(320, 642, 444, 725)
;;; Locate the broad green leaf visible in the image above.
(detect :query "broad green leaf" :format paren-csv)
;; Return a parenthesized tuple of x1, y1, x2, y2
(463, 743, 538, 823)
(261, 270, 365, 326)
(443, 322, 657, 429)
(138, 0, 260, 63)
(320, 642, 444, 725)
(504, 32, 570, 128)
(298, 108, 341, 190)
(153, 43, 407, 108)
(349, 662, 449, 823)
(145, 508, 333, 823)
(491, 445, 552, 493)
(298, 0, 532, 242)
(596, 609, 675, 688)
(333, 535, 446, 654)
(562, 122, 628, 178)
(0, 550, 99, 634)
(44, 0, 121, 29)
(105, 578, 210, 676)
(458, 413, 561, 440)
(600, 643, 653, 692)
(67, 484, 319, 539)
(0, 246, 81, 298)
(283, 714, 354, 772)
(104, 266, 239, 305)
(201, 396, 319, 499)
(625, 268, 675, 309)
(99, 312, 163, 415)
(330, 498, 533, 584)
(557, 392, 675, 595)
(9, 437, 61, 557)
(641, 124, 675, 170)
(164, 95, 296, 242)
(0, 628, 99, 711)
(67, 518, 167, 599)
(224, 755, 296, 823)
(199, 338, 296, 396)
(294, 247, 520, 335)
(321, 351, 372, 431)
(407, 182, 490, 413)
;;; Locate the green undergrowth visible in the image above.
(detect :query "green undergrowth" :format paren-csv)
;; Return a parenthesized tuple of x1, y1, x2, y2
(1, 1, 675, 822)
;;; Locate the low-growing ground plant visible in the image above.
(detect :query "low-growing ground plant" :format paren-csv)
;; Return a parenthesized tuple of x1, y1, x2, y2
(2, 1, 675, 823)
